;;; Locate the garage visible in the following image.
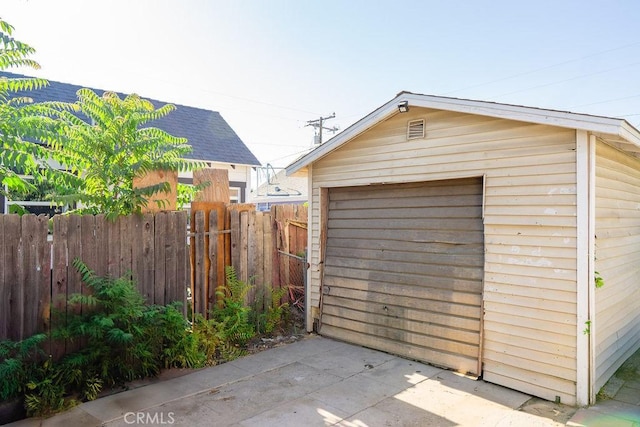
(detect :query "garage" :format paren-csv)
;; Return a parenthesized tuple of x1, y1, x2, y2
(320, 177, 484, 375)
(288, 92, 640, 405)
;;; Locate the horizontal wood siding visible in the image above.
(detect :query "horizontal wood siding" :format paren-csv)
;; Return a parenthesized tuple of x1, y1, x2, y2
(308, 107, 578, 404)
(594, 141, 640, 391)
(322, 179, 483, 375)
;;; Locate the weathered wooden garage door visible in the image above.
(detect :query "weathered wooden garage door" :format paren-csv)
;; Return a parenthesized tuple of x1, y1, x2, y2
(320, 177, 484, 375)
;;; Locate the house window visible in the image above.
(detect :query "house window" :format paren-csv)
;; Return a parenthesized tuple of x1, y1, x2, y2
(229, 187, 240, 204)
(3, 176, 64, 216)
(407, 119, 425, 140)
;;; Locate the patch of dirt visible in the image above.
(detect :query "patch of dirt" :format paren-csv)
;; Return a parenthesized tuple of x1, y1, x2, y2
(518, 397, 578, 425)
(246, 306, 308, 354)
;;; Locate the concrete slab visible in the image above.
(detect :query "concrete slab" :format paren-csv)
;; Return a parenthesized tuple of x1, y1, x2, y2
(9, 337, 640, 427)
(184, 361, 251, 390)
(238, 397, 349, 427)
(300, 341, 397, 379)
(567, 407, 638, 427)
(342, 395, 457, 427)
(308, 374, 398, 414)
(583, 399, 640, 423)
(81, 372, 204, 423)
(431, 370, 531, 409)
(358, 355, 444, 392)
(8, 407, 102, 427)
(254, 361, 343, 394)
(228, 335, 347, 374)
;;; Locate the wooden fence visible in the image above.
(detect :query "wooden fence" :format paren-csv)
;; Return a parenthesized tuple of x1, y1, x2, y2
(0, 212, 188, 344)
(190, 204, 307, 317)
(0, 204, 307, 349)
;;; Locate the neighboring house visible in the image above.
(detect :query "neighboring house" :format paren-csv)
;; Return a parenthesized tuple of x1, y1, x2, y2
(287, 91, 640, 406)
(0, 72, 261, 213)
(251, 166, 308, 211)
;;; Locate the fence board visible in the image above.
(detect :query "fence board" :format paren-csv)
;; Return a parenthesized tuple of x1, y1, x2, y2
(194, 211, 206, 315)
(34, 216, 51, 344)
(141, 213, 155, 303)
(176, 211, 188, 310)
(95, 214, 107, 278)
(154, 212, 168, 306)
(230, 209, 240, 276)
(107, 215, 121, 278)
(208, 210, 219, 309)
(119, 215, 132, 279)
(6, 215, 23, 341)
(240, 212, 249, 284)
(51, 216, 69, 359)
(263, 213, 274, 306)
(247, 210, 258, 307)
(0, 216, 6, 340)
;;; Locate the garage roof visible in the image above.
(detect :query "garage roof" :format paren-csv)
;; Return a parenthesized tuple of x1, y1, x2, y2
(287, 91, 640, 175)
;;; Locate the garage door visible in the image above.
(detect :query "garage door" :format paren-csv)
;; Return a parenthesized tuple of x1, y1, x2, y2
(320, 178, 484, 375)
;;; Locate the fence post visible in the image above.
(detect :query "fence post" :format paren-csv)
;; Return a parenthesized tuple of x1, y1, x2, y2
(194, 211, 206, 317)
(208, 210, 220, 309)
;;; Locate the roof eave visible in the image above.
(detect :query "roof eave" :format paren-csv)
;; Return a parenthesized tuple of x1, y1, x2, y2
(287, 93, 640, 175)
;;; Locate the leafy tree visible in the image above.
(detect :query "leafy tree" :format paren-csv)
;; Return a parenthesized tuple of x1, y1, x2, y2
(46, 89, 202, 219)
(0, 19, 65, 198)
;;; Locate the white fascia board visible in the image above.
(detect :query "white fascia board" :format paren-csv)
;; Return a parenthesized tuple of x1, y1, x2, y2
(404, 93, 630, 135)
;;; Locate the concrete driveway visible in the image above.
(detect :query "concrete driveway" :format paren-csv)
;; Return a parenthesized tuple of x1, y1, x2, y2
(6, 335, 628, 426)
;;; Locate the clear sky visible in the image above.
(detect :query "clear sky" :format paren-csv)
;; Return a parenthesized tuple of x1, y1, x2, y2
(3, 0, 640, 168)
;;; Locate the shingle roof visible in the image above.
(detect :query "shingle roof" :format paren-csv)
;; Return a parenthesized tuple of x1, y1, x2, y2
(0, 71, 261, 166)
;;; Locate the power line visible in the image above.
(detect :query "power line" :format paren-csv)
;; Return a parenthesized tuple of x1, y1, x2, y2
(491, 60, 640, 100)
(444, 40, 640, 96)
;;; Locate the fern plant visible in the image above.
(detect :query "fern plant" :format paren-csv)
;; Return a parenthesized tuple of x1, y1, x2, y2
(250, 285, 289, 335)
(0, 333, 46, 401)
(52, 259, 204, 389)
(213, 267, 256, 346)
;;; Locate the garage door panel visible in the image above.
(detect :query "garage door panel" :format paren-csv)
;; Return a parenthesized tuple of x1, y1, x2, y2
(325, 287, 481, 321)
(326, 227, 484, 244)
(323, 305, 481, 344)
(321, 178, 484, 375)
(320, 324, 479, 374)
(323, 276, 483, 307)
(324, 265, 483, 294)
(325, 256, 483, 281)
(329, 205, 483, 220)
(328, 217, 483, 232)
(327, 237, 483, 255)
(327, 246, 484, 267)
(322, 314, 480, 358)
(329, 179, 482, 201)
(327, 295, 481, 330)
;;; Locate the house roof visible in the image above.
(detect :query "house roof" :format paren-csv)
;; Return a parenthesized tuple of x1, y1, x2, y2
(287, 91, 640, 174)
(0, 72, 261, 166)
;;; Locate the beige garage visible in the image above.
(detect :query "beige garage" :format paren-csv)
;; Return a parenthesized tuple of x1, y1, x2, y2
(287, 92, 640, 406)
(321, 178, 484, 375)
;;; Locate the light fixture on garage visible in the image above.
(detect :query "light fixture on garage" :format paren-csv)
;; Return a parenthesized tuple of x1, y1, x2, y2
(398, 101, 409, 113)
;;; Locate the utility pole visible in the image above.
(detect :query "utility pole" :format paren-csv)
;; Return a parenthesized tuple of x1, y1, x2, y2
(306, 113, 339, 145)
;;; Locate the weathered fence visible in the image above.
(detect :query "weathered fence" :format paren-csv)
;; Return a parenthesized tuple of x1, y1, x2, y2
(190, 204, 307, 318)
(0, 204, 307, 347)
(0, 212, 189, 344)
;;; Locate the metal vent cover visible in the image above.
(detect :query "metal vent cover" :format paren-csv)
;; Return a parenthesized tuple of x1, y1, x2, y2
(407, 119, 425, 139)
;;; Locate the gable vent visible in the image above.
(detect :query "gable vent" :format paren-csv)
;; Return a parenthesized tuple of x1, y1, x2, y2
(407, 119, 425, 139)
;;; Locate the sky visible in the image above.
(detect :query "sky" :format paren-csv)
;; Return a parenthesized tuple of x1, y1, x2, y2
(3, 0, 640, 169)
